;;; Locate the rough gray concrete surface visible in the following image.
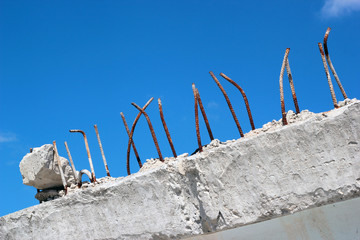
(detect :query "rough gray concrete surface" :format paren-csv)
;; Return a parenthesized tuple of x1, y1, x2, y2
(1, 100, 360, 240)
(19, 144, 75, 190)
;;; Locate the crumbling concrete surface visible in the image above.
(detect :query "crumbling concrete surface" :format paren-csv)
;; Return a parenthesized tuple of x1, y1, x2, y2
(19, 144, 75, 190)
(1, 100, 360, 240)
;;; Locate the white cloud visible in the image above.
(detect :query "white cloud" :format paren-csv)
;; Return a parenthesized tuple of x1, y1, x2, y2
(0, 133, 17, 143)
(206, 101, 219, 109)
(321, 0, 360, 17)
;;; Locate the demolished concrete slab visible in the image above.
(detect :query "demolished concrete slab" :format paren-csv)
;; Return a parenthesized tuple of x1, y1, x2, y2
(19, 144, 75, 190)
(1, 100, 360, 239)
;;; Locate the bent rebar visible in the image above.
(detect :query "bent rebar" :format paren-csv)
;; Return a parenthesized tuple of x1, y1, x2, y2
(323, 27, 347, 99)
(158, 98, 177, 158)
(220, 73, 256, 130)
(279, 48, 290, 125)
(318, 42, 339, 108)
(69, 129, 96, 182)
(78, 169, 93, 183)
(131, 102, 163, 162)
(121, 112, 142, 168)
(209, 71, 244, 137)
(126, 97, 154, 175)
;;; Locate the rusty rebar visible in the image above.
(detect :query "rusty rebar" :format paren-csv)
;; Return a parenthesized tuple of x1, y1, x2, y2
(192, 83, 202, 152)
(131, 102, 163, 162)
(318, 42, 339, 108)
(53, 141, 67, 194)
(94, 124, 110, 177)
(120, 112, 142, 168)
(209, 71, 244, 137)
(69, 129, 96, 182)
(220, 73, 256, 130)
(285, 58, 300, 114)
(158, 98, 177, 158)
(78, 169, 93, 183)
(64, 141, 79, 186)
(126, 97, 154, 175)
(196, 88, 214, 141)
(279, 48, 290, 125)
(323, 27, 348, 99)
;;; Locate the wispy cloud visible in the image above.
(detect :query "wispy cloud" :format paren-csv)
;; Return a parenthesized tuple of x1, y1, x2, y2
(206, 101, 219, 109)
(6, 160, 18, 166)
(0, 133, 17, 143)
(321, 0, 360, 18)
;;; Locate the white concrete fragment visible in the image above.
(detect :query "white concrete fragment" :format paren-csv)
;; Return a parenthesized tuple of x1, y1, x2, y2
(2, 100, 360, 240)
(19, 144, 75, 189)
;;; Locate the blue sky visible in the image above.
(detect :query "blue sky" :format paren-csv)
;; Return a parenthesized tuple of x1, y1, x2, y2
(0, 0, 359, 217)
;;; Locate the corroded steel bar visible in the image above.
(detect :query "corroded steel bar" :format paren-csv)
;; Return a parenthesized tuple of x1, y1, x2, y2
(158, 98, 177, 158)
(196, 88, 214, 141)
(318, 43, 339, 108)
(192, 83, 203, 152)
(69, 129, 96, 182)
(94, 124, 111, 177)
(64, 141, 79, 186)
(220, 73, 256, 130)
(131, 102, 164, 162)
(120, 112, 142, 168)
(285, 59, 300, 114)
(279, 48, 290, 125)
(209, 71, 244, 137)
(323, 27, 348, 99)
(126, 97, 154, 175)
(78, 169, 93, 183)
(53, 141, 67, 194)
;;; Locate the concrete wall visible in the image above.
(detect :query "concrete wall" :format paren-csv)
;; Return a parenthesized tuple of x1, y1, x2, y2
(1, 101, 359, 240)
(184, 197, 360, 240)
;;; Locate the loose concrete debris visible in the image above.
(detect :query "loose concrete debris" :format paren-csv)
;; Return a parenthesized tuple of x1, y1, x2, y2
(246, 98, 357, 137)
(19, 144, 75, 190)
(66, 176, 119, 195)
(36, 176, 119, 202)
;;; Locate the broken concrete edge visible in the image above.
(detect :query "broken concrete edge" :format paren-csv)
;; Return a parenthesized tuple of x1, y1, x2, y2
(139, 98, 358, 173)
(1, 99, 359, 239)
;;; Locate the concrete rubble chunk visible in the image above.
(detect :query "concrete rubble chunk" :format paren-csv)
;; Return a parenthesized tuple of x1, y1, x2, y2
(1, 99, 359, 239)
(19, 144, 75, 190)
